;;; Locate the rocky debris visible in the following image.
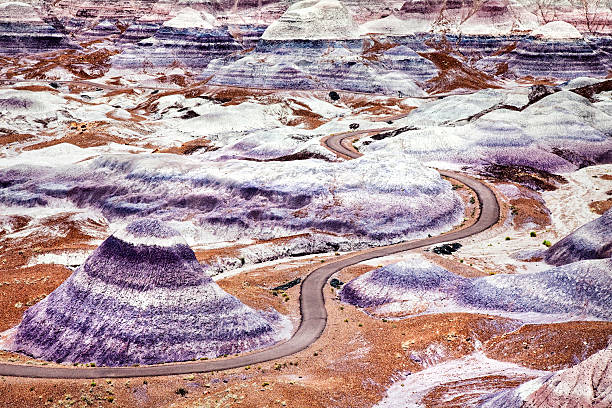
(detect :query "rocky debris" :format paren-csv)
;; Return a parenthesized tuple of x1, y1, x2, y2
(272, 277, 301, 291)
(432, 242, 462, 255)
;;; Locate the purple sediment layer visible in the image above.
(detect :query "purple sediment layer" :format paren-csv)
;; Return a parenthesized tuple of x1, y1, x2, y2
(5, 220, 289, 366)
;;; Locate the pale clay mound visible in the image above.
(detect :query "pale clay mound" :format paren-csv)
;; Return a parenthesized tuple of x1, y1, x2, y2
(162, 8, 216, 30)
(0, 150, 464, 247)
(531, 21, 583, 40)
(262, 0, 359, 40)
(340, 256, 612, 321)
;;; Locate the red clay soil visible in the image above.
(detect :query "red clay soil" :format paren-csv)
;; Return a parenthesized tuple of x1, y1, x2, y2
(155, 137, 217, 155)
(102, 88, 137, 98)
(516, 76, 561, 86)
(361, 104, 417, 119)
(423, 252, 490, 278)
(0, 132, 35, 146)
(509, 197, 551, 229)
(206, 86, 273, 106)
(6, 48, 119, 80)
(283, 108, 327, 129)
(0, 213, 105, 328)
(11, 85, 59, 93)
(484, 321, 612, 371)
(491, 42, 518, 57)
(589, 198, 612, 214)
(361, 38, 398, 62)
(0, 264, 73, 331)
(155, 74, 191, 88)
(23, 123, 136, 150)
(421, 374, 533, 408)
(285, 100, 327, 128)
(418, 51, 501, 94)
(0, 213, 105, 270)
(339, 94, 415, 118)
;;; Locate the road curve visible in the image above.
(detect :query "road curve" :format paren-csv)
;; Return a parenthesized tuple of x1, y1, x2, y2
(0, 131, 500, 379)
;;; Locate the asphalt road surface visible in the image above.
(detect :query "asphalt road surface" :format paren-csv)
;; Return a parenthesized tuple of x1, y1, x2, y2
(0, 130, 500, 379)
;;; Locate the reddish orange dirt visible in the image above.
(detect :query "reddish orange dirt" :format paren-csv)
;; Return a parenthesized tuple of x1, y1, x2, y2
(102, 88, 136, 98)
(509, 197, 551, 228)
(339, 94, 416, 118)
(484, 321, 612, 371)
(2, 246, 611, 407)
(589, 198, 612, 214)
(11, 85, 59, 93)
(5, 48, 119, 80)
(492, 182, 552, 229)
(421, 375, 533, 408)
(491, 42, 518, 57)
(0, 213, 104, 270)
(156, 137, 217, 155)
(0, 132, 35, 146)
(155, 74, 190, 88)
(282, 106, 326, 129)
(361, 38, 397, 62)
(418, 50, 500, 94)
(0, 213, 106, 331)
(0, 212, 106, 334)
(0, 264, 72, 331)
(22, 120, 152, 150)
(517, 76, 561, 86)
(423, 252, 489, 278)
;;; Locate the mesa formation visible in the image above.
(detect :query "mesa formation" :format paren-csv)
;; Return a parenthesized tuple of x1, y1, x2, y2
(0, 0, 611, 407)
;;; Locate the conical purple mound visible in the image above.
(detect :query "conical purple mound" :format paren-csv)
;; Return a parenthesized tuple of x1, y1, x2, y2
(4, 220, 290, 366)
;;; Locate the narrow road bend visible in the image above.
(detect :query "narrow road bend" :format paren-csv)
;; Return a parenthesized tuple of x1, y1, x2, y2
(0, 129, 500, 379)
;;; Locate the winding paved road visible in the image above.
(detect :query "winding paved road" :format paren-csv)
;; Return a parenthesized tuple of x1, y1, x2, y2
(0, 130, 500, 379)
